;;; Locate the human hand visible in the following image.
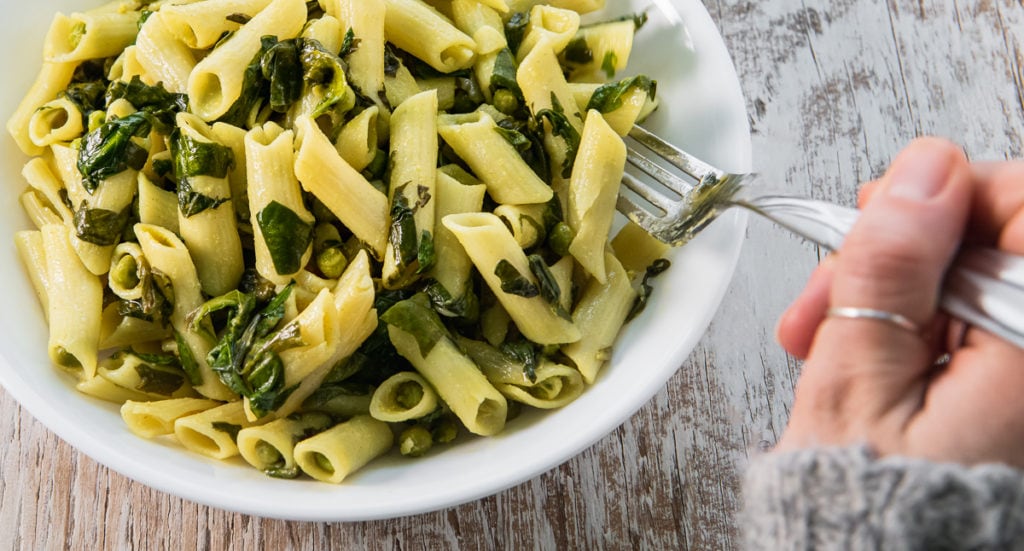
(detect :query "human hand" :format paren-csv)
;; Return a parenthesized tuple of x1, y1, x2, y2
(774, 137, 1024, 468)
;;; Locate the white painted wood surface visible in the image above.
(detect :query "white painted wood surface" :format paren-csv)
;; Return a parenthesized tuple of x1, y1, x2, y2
(2, 1, 1022, 548)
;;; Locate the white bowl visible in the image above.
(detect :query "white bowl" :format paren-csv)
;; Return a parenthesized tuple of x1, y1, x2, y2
(0, 0, 750, 520)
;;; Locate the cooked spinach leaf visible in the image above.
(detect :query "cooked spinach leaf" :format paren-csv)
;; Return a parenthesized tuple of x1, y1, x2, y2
(73, 202, 130, 246)
(380, 293, 451, 357)
(300, 38, 355, 118)
(601, 51, 618, 79)
(218, 36, 276, 126)
(135, 363, 186, 395)
(106, 76, 188, 129)
(501, 340, 539, 383)
(119, 270, 173, 326)
(495, 259, 539, 298)
(256, 201, 314, 275)
(212, 422, 242, 442)
(174, 330, 205, 387)
(586, 75, 656, 114)
(61, 81, 107, 117)
(261, 39, 304, 113)
(388, 184, 431, 274)
(416, 230, 436, 274)
(562, 37, 593, 65)
(627, 258, 671, 321)
(527, 254, 570, 320)
(77, 112, 151, 192)
(202, 284, 303, 417)
(505, 12, 530, 54)
(424, 279, 479, 321)
(535, 94, 581, 178)
(490, 48, 521, 94)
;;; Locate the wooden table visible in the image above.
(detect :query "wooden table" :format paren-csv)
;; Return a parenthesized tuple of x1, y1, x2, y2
(3, 1, 1023, 548)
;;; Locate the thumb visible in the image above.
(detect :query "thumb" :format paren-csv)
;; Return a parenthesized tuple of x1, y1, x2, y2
(801, 138, 971, 422)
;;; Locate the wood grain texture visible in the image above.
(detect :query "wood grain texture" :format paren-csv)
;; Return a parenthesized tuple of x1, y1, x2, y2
(2, 1, 1023, 549)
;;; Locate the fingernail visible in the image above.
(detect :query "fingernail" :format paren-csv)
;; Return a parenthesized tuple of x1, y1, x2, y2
(885, 144, 955, 201)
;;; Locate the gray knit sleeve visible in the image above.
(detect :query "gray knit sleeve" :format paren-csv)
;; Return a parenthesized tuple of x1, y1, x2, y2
(741, 446, 1024, 550)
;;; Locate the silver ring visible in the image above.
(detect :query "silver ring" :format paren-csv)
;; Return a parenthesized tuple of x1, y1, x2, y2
(826, 307, 922, 334)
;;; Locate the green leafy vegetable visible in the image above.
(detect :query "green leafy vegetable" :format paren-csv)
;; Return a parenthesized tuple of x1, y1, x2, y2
(535, 94, 581, 178)
(174, 330, 205, 387)
(300, 38, 355, 118)
(387, 184, 431, 276)
(135, 363, 186, 395)
(218, 36, 276, 126)
(416, 230, 436, 274)
(169, 128, 234, 217)
(424, 279, 479, 321)
(489, 48, 521, 95)
(601, 51, 618, 79)
(339, 28, 358, 57)
(501, 340, 539, 383)
(73, 202, 130, 246)
(119, 270, 173, 326)
(504, 12, 530, 54)
(77, 111, 151, 192)
(256, 201, 314, 275)
(562, 37, 593, 65)
(627, 258, 671, 321)
(61, 81, 107, 117)
(527, 254, 570, 320)
(201, 284, 304, 418)
(225, 12, 251, 25)
(380, 293, 451, 357)
(261, 39, 303, 113)
(211, 422, 242, 442)
(495, 260, 539, 298)
(585, 75, 656, 114)
(177, 180, 229, 218)
(106, 76, 188, 129)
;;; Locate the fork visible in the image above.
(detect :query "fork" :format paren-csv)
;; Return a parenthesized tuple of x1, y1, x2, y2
(618, 124, 1024, 350)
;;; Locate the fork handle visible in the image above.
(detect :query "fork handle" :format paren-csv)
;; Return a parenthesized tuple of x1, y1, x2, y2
(736, 195, 859, 251)
(739, 195, 1024, 349)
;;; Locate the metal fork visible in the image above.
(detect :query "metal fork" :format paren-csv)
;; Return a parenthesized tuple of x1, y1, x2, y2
(618, 124, 1024, 350)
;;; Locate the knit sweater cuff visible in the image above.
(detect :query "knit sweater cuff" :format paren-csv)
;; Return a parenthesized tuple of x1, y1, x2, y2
(741, 446, 1024, 549)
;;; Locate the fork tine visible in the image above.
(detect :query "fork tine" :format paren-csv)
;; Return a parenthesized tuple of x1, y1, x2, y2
(621, 172, 675, 213)
(628, 124, 721, 181)
(625, 148, 693, 197)
(616, 194, 661, 228)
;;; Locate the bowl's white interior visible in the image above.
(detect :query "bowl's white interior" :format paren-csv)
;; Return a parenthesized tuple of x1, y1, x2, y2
(0, 0, 751, 520)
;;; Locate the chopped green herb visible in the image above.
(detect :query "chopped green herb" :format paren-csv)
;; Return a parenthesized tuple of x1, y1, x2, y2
(260, 39, 303, 113)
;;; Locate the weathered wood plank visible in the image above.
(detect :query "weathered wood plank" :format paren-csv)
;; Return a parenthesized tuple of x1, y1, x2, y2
(1, 1, 1022, 549)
